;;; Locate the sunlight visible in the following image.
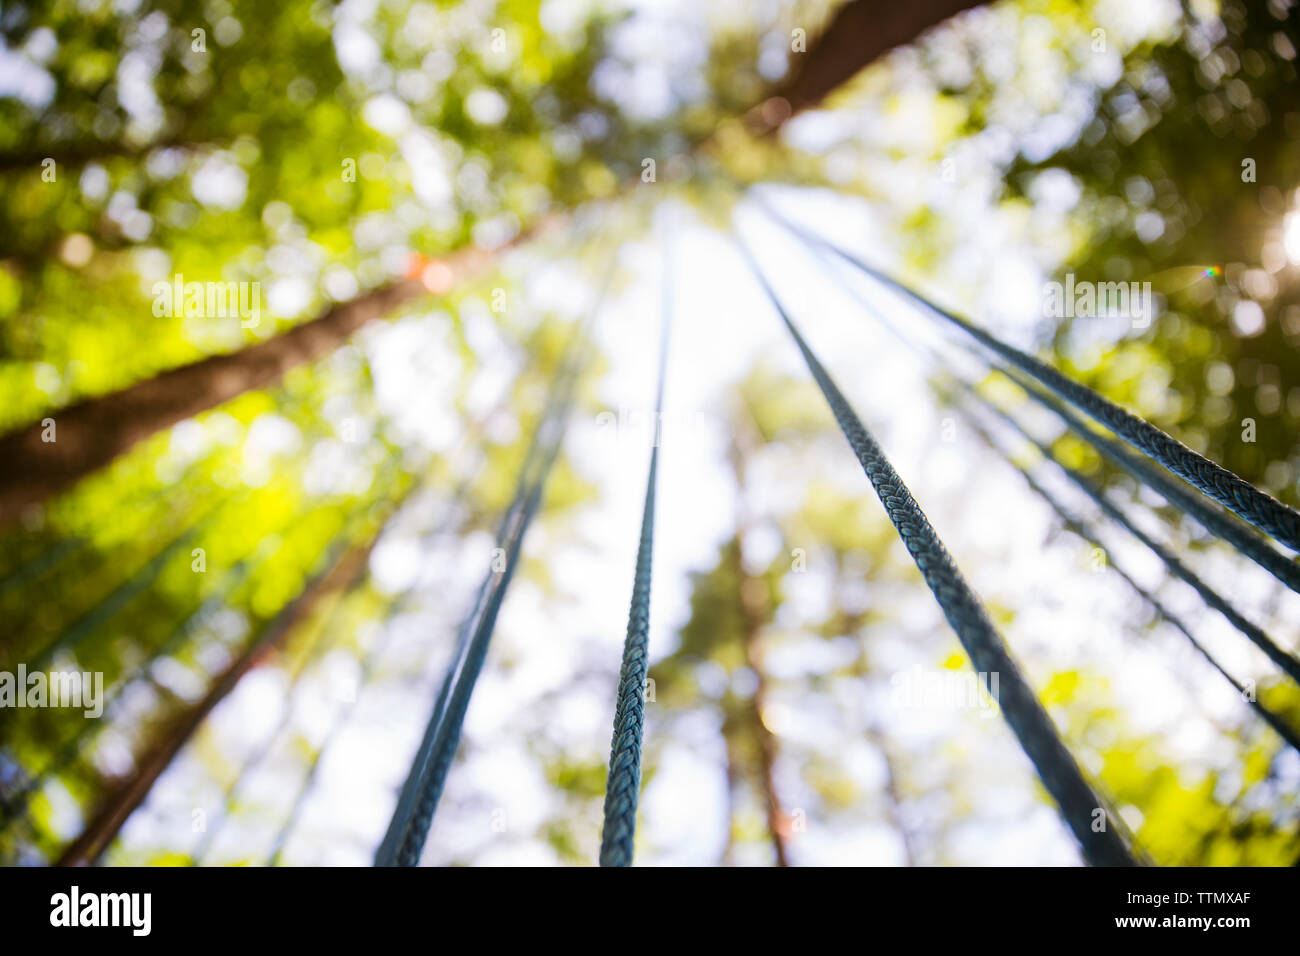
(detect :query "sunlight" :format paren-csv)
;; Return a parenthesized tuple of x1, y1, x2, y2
(1285, 204, 1300, 265)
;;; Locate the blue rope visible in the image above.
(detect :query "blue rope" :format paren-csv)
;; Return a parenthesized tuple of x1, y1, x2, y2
(762, 201, 1300, 597)
(270, 478, 477, 865)
(1004, 370, 1300, 596)
(797, 237, 1300, 689)
(375, 285, 607, 867)
(193, 468, 443, 865)
(0, 536, 84, 599)
(955, 403, 1300, 755)
(598, 240, 673, 868)
(25, 498, 228, 671)
(938, 374, 1300, 687)
(387, 455, 554, 866)
(0, 540, 277, 832)
(373, 492, 530, 866)
(780, 227, 1300, 737)
(736, 235, 1138, 867)
(757, 201, 1300, 556)
(268, 612, 399, 865)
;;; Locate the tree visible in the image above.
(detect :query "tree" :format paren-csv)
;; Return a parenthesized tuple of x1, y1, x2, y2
(0, 0, 990, 524)
(4, 0, 1295, 869)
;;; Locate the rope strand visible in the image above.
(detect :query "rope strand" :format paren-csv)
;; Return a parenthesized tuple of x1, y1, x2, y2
(953, 403, 1300, 755)
(774, 219, 1300, 750)
(376, 272, 611, 867)
(756, 199, 1300, 556)
(971, 388, 1300, 687)
(735, 232, 1138, 867)
(599, 235, 673, 867)
(1003, 368, 1300, 596)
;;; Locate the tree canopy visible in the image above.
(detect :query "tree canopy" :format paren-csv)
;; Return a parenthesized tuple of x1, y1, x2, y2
(0, 0, 1298, 867)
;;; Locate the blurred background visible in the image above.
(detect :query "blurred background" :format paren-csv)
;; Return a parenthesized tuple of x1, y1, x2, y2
(0, 0, 1298, 866)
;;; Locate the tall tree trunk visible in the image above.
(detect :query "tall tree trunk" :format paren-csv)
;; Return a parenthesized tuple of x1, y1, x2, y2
(720, 716, 742, 866)
(0, 137, 198, 173)
(0, 223, 548, 527)
(753, 0, 986, 133)
(55, 525, 381, 866)
(727, 416, 790, 867)
(1, 0, 986, 526)
(734, 556, 790, 867)
(864, 721, 919, 866)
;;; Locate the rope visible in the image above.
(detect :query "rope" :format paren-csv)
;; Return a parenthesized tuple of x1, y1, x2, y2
(776, 225, 1300, 753)
(373, 397, 569, 867)
(269, 394, 505, 865)
(385, 454, 551, 866)
(270, 478, 477, 865)
(55, 479, 402, 867)
(371, 212, 632, 867)
(971, 388, 1300, 687)
(756, 200, 1300, 556)
(735, 234, 1138, 867)
(375, 279, 610, 867)
(189, 602, 347, 865)
(1002, 369, 1300, 596)
(809, 227, 1300, 685)
(0, 458, 207, 599)
(2, 423, 393, 839)
(190, 459, 456, 863)
(955, 404, 1300, 755)
(266, 624, 397, 864)
(0, 536, 84, 599)
(598, 237, 673, 868)
(761, 198, 1300, 596)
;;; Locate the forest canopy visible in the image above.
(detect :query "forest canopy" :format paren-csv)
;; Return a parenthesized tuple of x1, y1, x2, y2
(0, 0, 1297, 867)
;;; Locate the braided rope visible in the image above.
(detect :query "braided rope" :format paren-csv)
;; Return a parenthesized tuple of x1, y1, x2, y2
(957, 406, 1300, 755)
(268, 616, 400, 865)
(271, 481, 477, 865)
(780, 232, 1300, 733)
(598, 462, 657, 866)
(598, 240, 673, 868)
(737, 237, 1137, 866)
(391, 468, 552, 866)
(973, 393, 1300, 687)
(781, 226, 1300, 787)
(762, 202, 1300, 596)
(758, 201, 1300, 556)
(1005, 370, 1300, 596)
(376, 280, 608, 867)
(0, 541, 275, 833)
(25, 498, 227, 671)
(375, 522, 508, 866)
(193, 468, 442, 864)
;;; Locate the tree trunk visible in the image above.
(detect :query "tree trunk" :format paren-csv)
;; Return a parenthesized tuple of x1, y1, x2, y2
(735, 562, 790, 867)
(1, 1, 986, 525)
(719, 715, 742, 866)
(0, 137, 198, 173)
(0, 223, 548, 527)
(753, 0, 986, 133)
(864, 721, 919, 866)
(727, 416, 790, 867)
(54, 529, 380, 866)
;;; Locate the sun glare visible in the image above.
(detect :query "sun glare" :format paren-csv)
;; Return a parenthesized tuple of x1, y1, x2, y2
(1284, 208, 1300, 265)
